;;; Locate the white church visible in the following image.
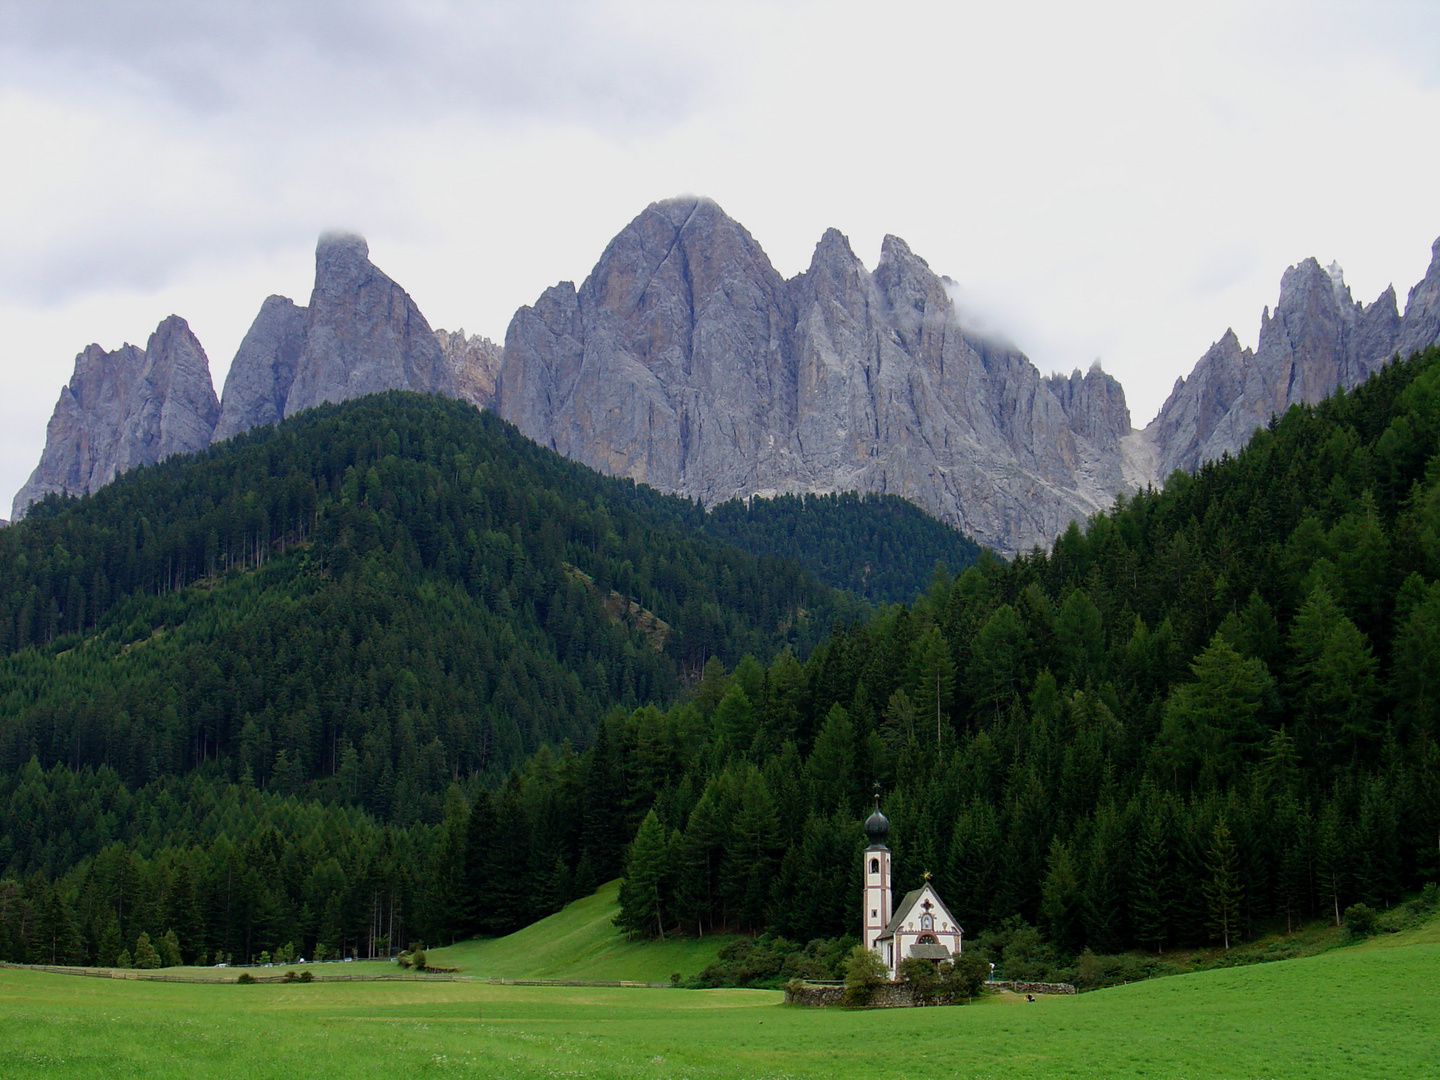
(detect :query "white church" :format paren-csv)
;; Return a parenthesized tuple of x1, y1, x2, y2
(862, 796, 962, 978)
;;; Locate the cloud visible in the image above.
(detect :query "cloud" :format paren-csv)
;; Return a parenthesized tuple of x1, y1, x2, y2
(0, 0, 704, 131)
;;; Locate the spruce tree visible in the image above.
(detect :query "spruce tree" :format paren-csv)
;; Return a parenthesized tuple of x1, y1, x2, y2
(1203, 819, 1242, 950)
(133, 931, 161, 970)
(616, 809, 671, 940)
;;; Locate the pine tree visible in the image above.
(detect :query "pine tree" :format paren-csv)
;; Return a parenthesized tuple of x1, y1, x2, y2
(1040, 838, 1083, 954)
(1129, 803, 1173, 954)
(133, 931, 161, 970)
(1203, 819, 1242, 950)
(616, 809, 671, 940)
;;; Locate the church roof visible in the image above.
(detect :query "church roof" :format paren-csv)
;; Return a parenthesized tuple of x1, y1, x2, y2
(875, 883, 961, 942)
(879, 889, 925, 937)
(909, 943, 952, 960)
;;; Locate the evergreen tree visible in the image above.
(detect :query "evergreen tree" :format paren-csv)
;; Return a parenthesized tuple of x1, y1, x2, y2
(1203, 819, 1242, 950)
(616, 810, 671, 939)
(132, 931, 161, 970)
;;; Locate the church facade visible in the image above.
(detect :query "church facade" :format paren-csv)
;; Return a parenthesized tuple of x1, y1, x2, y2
(863, 798, 963, 979)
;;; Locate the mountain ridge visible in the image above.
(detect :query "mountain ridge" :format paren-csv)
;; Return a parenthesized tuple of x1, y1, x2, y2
(13, 200, 1440, 552)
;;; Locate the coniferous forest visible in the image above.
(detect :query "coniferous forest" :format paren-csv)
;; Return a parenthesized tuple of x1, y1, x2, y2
(3, 348, 1440, 972)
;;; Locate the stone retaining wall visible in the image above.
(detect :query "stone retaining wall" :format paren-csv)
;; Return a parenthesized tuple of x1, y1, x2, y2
(784, 982, 926, 1008)
(785, 978, 1076, 1007)
(988, 980, 1077, 995)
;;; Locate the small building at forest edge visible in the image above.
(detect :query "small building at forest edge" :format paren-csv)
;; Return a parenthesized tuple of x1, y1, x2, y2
(862, 795, 962, 978)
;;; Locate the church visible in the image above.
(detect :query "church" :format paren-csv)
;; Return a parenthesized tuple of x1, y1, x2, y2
(862, 796, 963, 979)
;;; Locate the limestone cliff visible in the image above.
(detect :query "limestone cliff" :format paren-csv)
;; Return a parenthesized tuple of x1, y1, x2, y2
(12, 316, 219, 519)
(1134, 238, 1440, 483)
(214, 236, 502, 441)
(497, 197, 1132, 554)
(213, 295, 308, 442)
(434, 328, 503, 410)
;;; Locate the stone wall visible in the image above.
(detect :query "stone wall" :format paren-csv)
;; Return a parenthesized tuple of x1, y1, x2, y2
(784, 979, 1077, 1007)
(988, 980, 1077, 995)
(784, 982, 929, 1008)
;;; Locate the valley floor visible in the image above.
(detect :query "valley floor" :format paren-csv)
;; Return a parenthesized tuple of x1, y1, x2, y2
(1, 917, 1437, 1079)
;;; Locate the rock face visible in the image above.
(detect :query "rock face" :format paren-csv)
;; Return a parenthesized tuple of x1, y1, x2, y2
(283, 232, 457, 416)
(14, 208, 1440, 552)
(1133, 241, 1440, 482)
(214, 234, 502, 440)
(12, 316, 220, 519)
(213, 295, 308, 442)
(497, 197, 1131, 554)
(435, 328, 503, 410)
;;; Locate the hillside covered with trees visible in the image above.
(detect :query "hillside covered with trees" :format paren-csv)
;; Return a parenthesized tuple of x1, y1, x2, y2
(0, 392, 989, 966)
(592, 346, 1440, 962)
(704, 491, 982, 605)
(5, 345, 1440, 970)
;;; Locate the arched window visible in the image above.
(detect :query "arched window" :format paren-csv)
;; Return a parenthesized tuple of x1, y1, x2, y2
(869, 858, 879, 874)
(917, 933, 939, 945)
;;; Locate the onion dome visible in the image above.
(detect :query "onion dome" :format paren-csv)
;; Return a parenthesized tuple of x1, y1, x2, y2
(864, 804, 890, 845)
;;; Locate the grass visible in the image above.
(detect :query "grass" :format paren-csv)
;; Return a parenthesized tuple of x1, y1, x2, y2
(426, 880, 739, 983)
(1, 913, 1438, 1078)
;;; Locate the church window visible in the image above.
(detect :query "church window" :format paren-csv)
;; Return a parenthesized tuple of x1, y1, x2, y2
(917, 933, 939, 945)
(870, 858, 879, 873)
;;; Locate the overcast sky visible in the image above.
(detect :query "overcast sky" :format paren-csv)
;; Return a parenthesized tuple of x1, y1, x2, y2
(3, 0, 1440, 513)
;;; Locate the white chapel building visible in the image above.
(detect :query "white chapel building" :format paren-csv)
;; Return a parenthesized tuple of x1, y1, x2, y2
(863, 797, 963, 979)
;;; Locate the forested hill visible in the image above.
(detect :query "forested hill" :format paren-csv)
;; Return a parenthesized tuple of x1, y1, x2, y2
(586, 346, 1440, 957)
(704, 491, 982, 605)
(0, 392, 867, 802)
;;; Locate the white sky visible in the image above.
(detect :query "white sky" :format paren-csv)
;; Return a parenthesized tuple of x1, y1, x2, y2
(3, 0, 1440, 513)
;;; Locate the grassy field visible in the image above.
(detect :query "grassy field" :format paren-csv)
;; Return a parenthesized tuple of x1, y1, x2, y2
(425, 880, 739, 982)
(2, 915, 1438, 1079)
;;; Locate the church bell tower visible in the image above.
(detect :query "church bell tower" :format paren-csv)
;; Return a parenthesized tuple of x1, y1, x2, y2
(862, 789, 892, 956)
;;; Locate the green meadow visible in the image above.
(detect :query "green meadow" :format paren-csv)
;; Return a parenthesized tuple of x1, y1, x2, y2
(425, 880, 739, 982)
(2, 917, 1437, 1079)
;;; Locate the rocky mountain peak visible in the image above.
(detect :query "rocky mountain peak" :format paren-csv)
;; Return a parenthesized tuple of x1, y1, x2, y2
(213, 295, 308, 442)
(12, 316, 219, 520)
(1398, 235, 1440, 356)
(1136, 234, 1440, 488)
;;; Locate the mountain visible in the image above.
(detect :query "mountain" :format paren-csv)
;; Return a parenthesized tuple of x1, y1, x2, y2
(11, 316, 219, 521)
(497, 198, 1130, 556)
(13, 199, 1440, 554)
(5, 344, 1440, 969)
(1133, 239, 1440, 480)
(215, 232, 497, 441)
(0, 393, 856, 798)
(703, 491, 983, 605)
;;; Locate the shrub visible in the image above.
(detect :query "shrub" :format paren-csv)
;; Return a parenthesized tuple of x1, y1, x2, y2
(236, 972, 255, 984)
(299, 970, 314, 983)
(841, 944, 888, 1007)
(133, 933, 161, 970)
(1343, 903, 1378, 937)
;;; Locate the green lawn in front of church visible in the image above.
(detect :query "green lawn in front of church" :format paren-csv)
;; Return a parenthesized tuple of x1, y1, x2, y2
(426, 879, 740, 983)
(1, 915, 1437, 1079)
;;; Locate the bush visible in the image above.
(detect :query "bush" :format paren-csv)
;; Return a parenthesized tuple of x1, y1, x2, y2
(133, 932, 161, 970)
(1343, 903, 1378, 937)
(236, 972, 255, 984)
(694, 935, 851, 989)
(899, 954, 989, 1004)
(841, 944, 888, 1007)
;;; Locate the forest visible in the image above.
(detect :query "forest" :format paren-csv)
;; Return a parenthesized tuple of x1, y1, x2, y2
(3, 346, 1440, 971)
